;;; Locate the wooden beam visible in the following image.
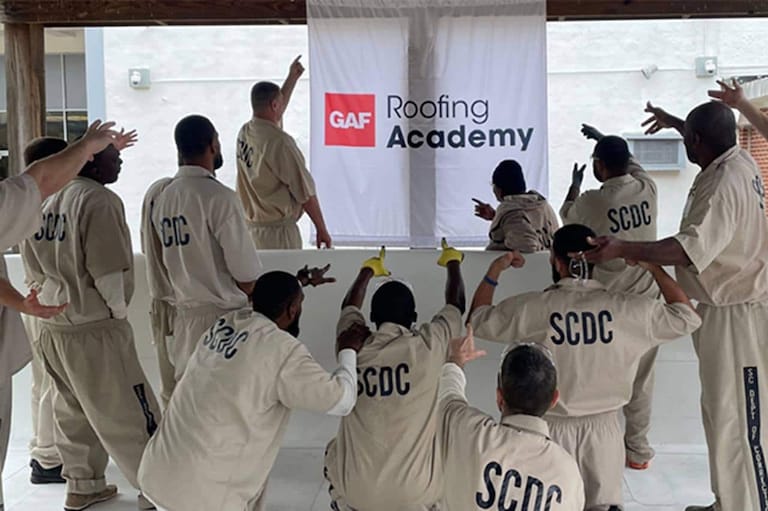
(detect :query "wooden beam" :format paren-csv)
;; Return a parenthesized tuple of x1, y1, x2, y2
(4, 23, 45, 178)
(1, 0, 767, 25)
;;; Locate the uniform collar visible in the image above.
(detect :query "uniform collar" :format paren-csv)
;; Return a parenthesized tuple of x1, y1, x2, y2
(551, 277, 606, 290)
(374, 322, 415, 341)
(703, 145, 741, 174)
(250, 117, 283, 132)
(601, 174, 635, 187)
(175, 165, 216, 179)
(501, 414, 551, 439)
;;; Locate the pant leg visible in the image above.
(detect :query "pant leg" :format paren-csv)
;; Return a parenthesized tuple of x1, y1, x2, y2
(171, 307, 227, 383)
(150, 300, 176, 408)
(0, 379, 12, 507)
(548, 412, 624, 510)
(39, 326, 110, 495)
(248, 223, 302, 250)
(695, 303, 768, 511)
(623, 347, 659, 465)
(26, 315, 61, 469)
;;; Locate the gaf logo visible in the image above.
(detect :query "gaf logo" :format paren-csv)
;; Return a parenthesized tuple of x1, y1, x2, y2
(325, 93, 376, 147)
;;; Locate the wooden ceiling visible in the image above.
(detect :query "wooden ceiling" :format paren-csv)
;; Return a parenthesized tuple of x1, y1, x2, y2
(1, 0, 767, 26)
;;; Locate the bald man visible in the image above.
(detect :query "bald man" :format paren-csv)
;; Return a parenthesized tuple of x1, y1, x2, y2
(586, 100, 768, 511)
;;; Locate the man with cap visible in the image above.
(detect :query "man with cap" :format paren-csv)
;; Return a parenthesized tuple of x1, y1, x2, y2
(236, 56, 332, 249)
(324, 239, 465, 511)
(152, 114, 263, 383)
(438, 327, 585, 511)
(22, 137, 160, 511)
(469, 224, 701, 510)
(473, 159, 559, 253)
(139, 269, 367, 511)
(560, 127, 660, 470)
(584, 100, 768, 511)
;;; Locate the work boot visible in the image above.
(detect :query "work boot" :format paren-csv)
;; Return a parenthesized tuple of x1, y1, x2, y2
(684, 505, 717, 511)
(138, 493, 156, 510)
(64, 485, 118, 511)
(30, 459, 66, 484)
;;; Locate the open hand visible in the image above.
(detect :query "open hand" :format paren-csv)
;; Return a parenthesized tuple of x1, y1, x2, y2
(472, 198, 496, 221)
(571, 236, 624, 264)
(708, 79, 746, 108)
(642, 102, 676, 135)
(81, 120, 119, 157)
(447, 326, 486, 369)
(113, 128, 138, 152)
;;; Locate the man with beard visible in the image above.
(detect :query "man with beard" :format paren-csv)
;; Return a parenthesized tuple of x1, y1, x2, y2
(152, 115, 263, 382)
(468, 224, 701, 511)
(138, 270, 367, 511)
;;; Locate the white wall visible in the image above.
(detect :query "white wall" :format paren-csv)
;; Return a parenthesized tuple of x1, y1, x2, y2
(99, 20, 768, 250)
(5, 251, 705, 448)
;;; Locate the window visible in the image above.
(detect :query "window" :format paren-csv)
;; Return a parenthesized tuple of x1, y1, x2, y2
(0, 53, 88, 178)
(625, 133, 687, 172)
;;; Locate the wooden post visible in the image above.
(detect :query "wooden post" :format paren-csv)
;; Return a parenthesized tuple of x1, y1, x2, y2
(4, 23, 45, 178)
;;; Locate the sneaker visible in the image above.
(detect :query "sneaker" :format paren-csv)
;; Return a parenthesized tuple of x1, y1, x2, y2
(138, 493, 156, 510)
(626, 458, 651, 470)
(684, 505, 717, 511)
(64, 485, 118, 511)
(30, 459, 66, 484)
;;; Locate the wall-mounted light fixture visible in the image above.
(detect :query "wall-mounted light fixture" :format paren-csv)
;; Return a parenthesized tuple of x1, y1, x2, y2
(641, 64, 659, 80)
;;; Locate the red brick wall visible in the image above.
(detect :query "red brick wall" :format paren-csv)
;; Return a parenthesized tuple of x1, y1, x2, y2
(741, 109, 768, 215)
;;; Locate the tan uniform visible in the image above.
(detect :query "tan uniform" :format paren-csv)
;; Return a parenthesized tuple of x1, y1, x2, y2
(486, 192, 559, 253)
(22, 177, 160, 495)
(236, 118, 317, 249)
(140, 177, 176, 407)
(438, 363, 585, 511)
(672, 146, 768, 511)
(470, 278, 701, 509)
(324, 304, 463, 511)
(139, 309, 357, 511)
(0, 173, 42, 250)
(561, 161, 660, 465)
(152, 166, 262, 381)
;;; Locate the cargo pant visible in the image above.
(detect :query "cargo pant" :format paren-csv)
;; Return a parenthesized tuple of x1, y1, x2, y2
(247, 219, 302, 250)
(548, 411, 624, 511)
(38, 318, 161, 495)
(624, 347, 659, 465)
(695, 302, 768, 511)
(149, 299, 176, 408)
(171, 305, 229, 382)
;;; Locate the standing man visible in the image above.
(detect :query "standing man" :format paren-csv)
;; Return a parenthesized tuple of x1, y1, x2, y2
(439, 329, 585, 511)
(324, 240, 465, 511)
(469, 225, 701, 511)
(585, 100, 768, 511)
(22, 142, 161, 511)
(139, 270, 367, 511)
(152, 115, 263, 382)
(560, 129, 660, 470)
(140, 176, 176, 408)
(236, 56, 332, 250)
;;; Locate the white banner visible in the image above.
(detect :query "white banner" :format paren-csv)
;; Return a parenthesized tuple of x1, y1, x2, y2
(309, 0, 548, 246)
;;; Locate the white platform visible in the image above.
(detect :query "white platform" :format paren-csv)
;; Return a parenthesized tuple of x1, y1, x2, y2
(1, 251, 715, 510)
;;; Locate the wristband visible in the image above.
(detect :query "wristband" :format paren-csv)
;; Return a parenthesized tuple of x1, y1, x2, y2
(483, 275, 498, 287)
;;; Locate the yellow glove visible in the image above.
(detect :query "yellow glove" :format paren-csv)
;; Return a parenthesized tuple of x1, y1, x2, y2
(362, 246, 391, 277)
(438, 237, 464, 267)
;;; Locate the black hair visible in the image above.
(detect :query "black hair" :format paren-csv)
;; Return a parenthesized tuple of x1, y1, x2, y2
(370, 281, 416, 329)
(499, 344, 558, 417)
(174, 115, 217, 160)
(686, 101, 737, 156)
(251, 81, 281, 113)
(492, 160, 526, 196)
(552, 224, 596, 274)
(251, 271, 301, 322)
(24, 137, 68, 165)
(593, 135, 631, 175)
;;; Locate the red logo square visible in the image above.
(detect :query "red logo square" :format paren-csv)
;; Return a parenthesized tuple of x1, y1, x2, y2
(325, 93, 376, 147)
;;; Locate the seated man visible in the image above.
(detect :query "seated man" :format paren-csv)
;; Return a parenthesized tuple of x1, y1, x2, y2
(439, 328, 585, 511)
(139, 269, 368, 511)
(324, 240, 465, 511)
(469, 224, 702, 511)
(473, 159, 559, 253)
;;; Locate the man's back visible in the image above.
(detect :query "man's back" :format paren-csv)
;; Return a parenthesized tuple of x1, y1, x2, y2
(140, 177, 174, 302)
(487, 192, 558, 253)
(139, 309, 345, 511)
(471, 279, 700, 417)
(151, 166, 261, 310)
(326, 304, 462, 509)
(22, 177, 133, 325)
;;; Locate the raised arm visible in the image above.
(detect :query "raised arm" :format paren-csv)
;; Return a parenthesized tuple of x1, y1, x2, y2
(468, 251, 525, 321)
(563, 162, 586, 205)
(437, 238, 466, 313)
(281, 55, 305, 116)
(580, 236, 692, 267)
(709, 79, 768, 142)
(641, 102, 685, 137)
(342, 248, 390, 309)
